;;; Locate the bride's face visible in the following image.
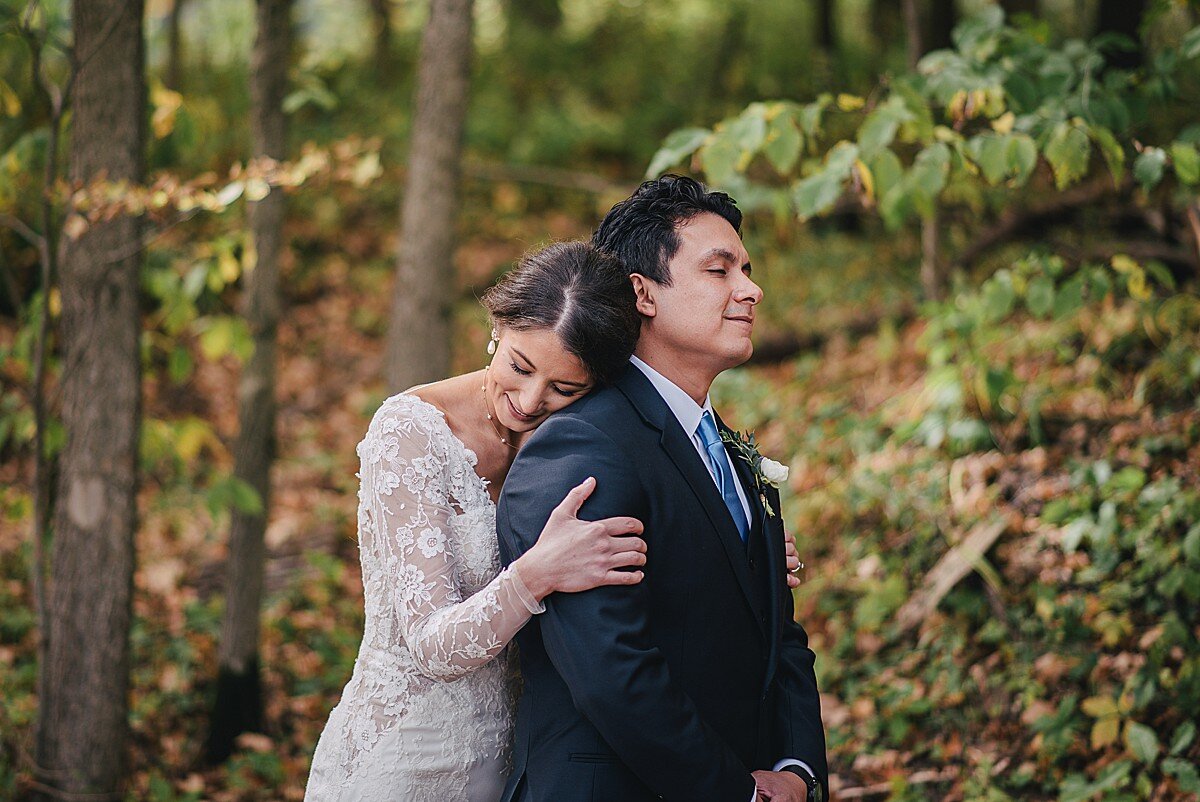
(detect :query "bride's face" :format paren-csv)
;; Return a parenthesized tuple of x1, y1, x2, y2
(486, 326, 594, 433)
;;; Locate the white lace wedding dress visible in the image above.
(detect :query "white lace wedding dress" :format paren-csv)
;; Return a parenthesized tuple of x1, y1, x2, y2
(305, 392, 544, 802)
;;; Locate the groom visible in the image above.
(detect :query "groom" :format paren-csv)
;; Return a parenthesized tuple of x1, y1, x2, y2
(497, 175, 827, 802)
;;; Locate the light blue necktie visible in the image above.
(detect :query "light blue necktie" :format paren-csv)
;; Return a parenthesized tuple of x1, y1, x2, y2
(696, 411, 750, 543)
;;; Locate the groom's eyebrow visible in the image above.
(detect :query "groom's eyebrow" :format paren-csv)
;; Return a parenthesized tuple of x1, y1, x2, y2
(701, 247, 752, 273)
(511, 347, 590, 386)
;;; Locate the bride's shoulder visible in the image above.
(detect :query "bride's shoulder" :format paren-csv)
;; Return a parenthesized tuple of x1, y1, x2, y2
(363, 391, 450, 447)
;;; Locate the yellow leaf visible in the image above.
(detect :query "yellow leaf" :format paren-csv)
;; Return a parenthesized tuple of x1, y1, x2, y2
(1128, 270, 1150, 301)
(0, 79, 22, 117)
(1091, 715, 1121, 750)
(836, 93, 865, 111)
(62, 214, 89, 240)
(1110, 254, 1139, 274)
(241, 234, 258, 274)
(854, 159, 876, 202)
(1082, 695, 1118, 718)
(992, 112, 1016, 134)
(150, 83, 183, 140)
(245, 177, 271, 202)
(48, 288, 61, 317)
(218, 250, 240, 284)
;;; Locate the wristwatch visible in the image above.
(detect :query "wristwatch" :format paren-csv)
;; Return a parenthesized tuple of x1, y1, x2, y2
(780, 765, 826, 802)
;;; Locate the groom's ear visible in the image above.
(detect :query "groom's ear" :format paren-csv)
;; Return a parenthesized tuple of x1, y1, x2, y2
(629, 274, 657, 318)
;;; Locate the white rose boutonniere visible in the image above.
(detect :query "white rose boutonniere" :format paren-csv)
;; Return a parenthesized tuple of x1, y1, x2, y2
(759, 457, 790, 487)
(719, 428, 790, 518)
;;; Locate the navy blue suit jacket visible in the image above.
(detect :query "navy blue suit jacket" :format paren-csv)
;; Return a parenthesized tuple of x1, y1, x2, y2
(496, 364, 826, 802)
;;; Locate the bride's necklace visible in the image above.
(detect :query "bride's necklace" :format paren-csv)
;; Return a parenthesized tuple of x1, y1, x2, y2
(482, 366, 519, 451)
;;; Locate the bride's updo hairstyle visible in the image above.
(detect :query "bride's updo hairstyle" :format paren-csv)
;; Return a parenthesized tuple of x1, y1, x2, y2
(481, 241, 638, 386)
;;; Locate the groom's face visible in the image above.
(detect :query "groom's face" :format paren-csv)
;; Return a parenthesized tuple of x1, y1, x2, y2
(635, 212, 762, 372)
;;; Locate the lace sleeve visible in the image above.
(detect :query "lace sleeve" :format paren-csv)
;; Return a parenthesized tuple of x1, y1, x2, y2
(358, 397, 544, 681)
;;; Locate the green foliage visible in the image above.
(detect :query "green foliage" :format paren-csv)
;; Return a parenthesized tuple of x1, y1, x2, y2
(649, 10, 1200, 230)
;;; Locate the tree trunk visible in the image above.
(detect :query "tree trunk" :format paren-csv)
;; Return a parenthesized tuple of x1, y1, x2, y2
(901, 0, 922, 69)
(35, 0, 145, 796)
(1096, 0, 1147, 70)
(926, 0, 956, 52)
(166, 0, 188, 90)
(370, 0, 392, 74)
(385, 0, 474, 391)
(1000, 0, 1038, 21)
(207, 0, 291, 764)
(815, 0, 835, 52)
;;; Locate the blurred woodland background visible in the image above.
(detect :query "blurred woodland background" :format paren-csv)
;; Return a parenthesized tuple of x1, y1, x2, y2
(1, 0, 1199, 799)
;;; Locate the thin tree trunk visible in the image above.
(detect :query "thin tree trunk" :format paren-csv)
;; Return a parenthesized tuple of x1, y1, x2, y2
(370, 0, 392, 74)
(207, 0, 291, 764)
(1096, 0, 1147, 70)
(166, 0, 187, 90)
(35, 0, 145, 796)
(815, 0, 835, 52)
(927, 0, 956, 52)
(920, 208, 945, 300)
(900, 0, 946, 299)
(901, 0, 922, 69)
(385, 0, 474, 391)
(1000, 0, 1038, 21)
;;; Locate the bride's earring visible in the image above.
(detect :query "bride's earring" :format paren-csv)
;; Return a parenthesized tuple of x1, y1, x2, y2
(486, 329, 498, 355)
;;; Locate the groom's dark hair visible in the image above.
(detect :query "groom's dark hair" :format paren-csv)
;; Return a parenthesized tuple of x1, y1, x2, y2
(591, 174, 742, 286)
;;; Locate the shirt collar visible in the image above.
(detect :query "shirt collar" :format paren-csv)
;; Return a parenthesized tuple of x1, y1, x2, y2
(629, 355, 713, 437)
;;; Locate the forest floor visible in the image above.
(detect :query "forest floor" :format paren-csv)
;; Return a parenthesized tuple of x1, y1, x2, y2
(1, 180, 1198, 801)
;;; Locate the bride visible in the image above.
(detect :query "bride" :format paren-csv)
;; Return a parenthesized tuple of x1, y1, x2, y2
(305, 241, 801, 801)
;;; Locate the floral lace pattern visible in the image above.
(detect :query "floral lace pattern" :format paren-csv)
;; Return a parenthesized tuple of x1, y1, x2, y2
(306, 393, 543, 801)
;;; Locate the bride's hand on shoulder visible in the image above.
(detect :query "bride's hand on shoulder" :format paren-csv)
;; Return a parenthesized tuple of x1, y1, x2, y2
(515, 477, 646, 600)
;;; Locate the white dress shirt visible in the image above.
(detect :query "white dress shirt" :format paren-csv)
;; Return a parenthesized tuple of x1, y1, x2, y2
(628, 357, 816, 796)
(629, 355, 751, 523)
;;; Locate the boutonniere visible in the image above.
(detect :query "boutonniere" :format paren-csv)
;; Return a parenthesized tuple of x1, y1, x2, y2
(719, 429, 790, 518)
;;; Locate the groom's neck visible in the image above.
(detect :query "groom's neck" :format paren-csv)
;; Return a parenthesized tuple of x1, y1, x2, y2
(633, 344, 716, 406)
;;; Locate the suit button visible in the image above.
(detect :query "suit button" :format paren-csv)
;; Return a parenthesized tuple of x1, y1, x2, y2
(748, 558, 757, 571)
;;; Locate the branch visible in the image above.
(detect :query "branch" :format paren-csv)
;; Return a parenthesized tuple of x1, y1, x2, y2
(746, 302, 916, 365)
(952, 176, 1135, 271)
(462, 160, 633, 196)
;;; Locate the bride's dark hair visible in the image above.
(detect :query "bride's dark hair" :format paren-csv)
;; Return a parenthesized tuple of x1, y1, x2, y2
(481, 241, 638, 385)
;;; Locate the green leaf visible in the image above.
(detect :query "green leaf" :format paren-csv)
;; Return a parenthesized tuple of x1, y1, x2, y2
(1164, 757, 1200, 793)
(1182, 25, 1200, 60)
(1026, 275, 1055, 317)
(868, 149, 904, 202)
(1044, 124, 1091, 190)
(1090, 126, 1126, 187)
(763, 112, 802, 174)
(974, 133, 1012, 185)
(1053, 275, 1085, 318)
(856, 96, 913, 159)
(792, 171, 845, 220)
(1133, 147, 1167, 191)
(1008, 134, 1039, 186)
(1169, 721, 1196, 755)
(911, 143, 951, 197)
(1124, 721, 1159, 764)
(726, 105, 769, 156)
(699, 133, 741, 186)
(981, 272, 1016, 322)
(1170, 142, 1200, 185)
(168, 346, 193, 384)
(645, 127, 709, 179)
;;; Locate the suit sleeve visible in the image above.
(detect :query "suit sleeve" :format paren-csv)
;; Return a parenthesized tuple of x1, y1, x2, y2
(769, 486, 829, 788)
(497, 414, 757, 802)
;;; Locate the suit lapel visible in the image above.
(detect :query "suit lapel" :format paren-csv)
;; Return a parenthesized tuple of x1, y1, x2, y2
(717, 414, 783, 677)
(616, 367, 763, 632)
(658, 420, 763, 632)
